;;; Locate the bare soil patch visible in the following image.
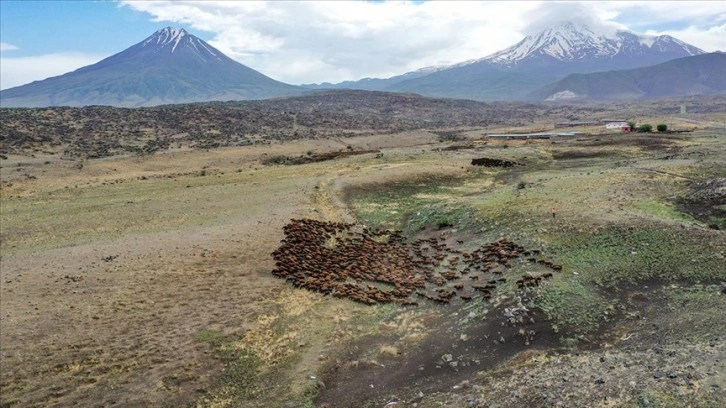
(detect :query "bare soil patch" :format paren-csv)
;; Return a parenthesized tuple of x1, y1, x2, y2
(316, 301, 564, 407)
(261, 149, 380, 166)
(551, 149, 619, 160)
(677, 177, 726, 229)
(580, 134, 679, 151)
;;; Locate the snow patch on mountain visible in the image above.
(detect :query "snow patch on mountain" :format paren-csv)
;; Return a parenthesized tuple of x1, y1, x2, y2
(188, 39, 220, 62)
(545, 90, 580, 101)
(144, 27, 187, 51)
(413, 64, 451, 74)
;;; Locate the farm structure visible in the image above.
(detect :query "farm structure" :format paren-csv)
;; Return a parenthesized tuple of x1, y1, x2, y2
(605, 122, 631, 132)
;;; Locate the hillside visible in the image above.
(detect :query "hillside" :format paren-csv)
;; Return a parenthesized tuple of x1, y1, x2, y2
(0, 90, 540, 158)
(5, 91, 726, 160)
(533, 53, 726, 101)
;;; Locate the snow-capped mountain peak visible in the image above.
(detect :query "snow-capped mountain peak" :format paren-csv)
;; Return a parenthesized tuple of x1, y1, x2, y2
(139, 26, 221, 62)
(482, 21, 704, 67)
(486, 22, 619, 64)
(144, 27, 188, 51)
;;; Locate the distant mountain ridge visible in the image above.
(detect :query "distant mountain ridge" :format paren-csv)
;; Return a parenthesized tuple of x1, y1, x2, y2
(0, 27, 303, 108)
(301, 66, 447, 91)
(0, 23, 717, 107)
(307, 22, 706, 101)
(531, 52, 726, 101)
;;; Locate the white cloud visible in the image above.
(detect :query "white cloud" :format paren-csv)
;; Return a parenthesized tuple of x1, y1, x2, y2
(597, 1, 726, 28)
(597, 1, 726, 52)
(118, 0, 724, 85)
(120, 0, 538, 84)
(0, 42, 19, 52)
(520, 2, 625, 36)
(643, 23, 726, 53)
(0, 53, 105, 90)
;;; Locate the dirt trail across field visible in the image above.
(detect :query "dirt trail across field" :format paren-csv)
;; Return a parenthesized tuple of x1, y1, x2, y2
(0, 136, 462, 407)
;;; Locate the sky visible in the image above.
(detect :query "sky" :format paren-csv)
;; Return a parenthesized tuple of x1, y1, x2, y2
(1, 1, 724, 90)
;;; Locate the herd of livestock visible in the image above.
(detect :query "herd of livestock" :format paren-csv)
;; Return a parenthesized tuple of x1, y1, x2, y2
(271, 218, 562, 305)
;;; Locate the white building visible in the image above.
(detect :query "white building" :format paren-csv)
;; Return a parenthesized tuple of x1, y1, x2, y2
(605, 122, 630, 132)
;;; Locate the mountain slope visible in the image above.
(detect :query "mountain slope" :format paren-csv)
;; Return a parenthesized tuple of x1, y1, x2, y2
(0, 27, 302, 108)
(308, 22, 706, 101)
(300, 66, 447, 91)
(531, 52, 726, 101)
(386, 62, 547, 101)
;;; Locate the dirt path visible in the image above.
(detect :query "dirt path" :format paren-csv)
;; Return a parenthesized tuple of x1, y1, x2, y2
(0, 137, 454, 407)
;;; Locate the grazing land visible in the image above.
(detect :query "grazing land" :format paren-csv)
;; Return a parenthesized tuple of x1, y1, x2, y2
(1, 93, 725, 408)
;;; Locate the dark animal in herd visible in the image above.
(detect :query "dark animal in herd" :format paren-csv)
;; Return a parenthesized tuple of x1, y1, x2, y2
(271, 218, 562, 305)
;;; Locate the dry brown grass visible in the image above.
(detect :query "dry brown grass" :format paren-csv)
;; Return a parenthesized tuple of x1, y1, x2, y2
(0, 131, 468, 407)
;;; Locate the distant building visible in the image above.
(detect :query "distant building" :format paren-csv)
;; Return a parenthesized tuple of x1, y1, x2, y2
(600, 118, 627, 124)
(605, 122, 631, 132)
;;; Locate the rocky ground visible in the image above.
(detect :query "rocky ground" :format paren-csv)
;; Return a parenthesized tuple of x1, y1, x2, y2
(422, 340, 725, 408)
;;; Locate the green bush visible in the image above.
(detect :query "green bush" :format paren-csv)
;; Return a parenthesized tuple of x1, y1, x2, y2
(438, 132, 461, 142)
(657, 124, 668, 132)
(639, 124, 653, 133)
(436, 217, 454, 229)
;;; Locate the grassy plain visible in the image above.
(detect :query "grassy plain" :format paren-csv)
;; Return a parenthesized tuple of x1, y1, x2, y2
(1, 116, 725, 407)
